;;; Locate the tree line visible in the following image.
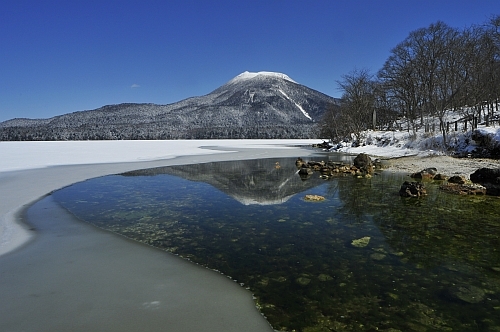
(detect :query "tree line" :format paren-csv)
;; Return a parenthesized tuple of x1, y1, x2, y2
(320, 15, 500, 147)
(0, 123, 318, 141)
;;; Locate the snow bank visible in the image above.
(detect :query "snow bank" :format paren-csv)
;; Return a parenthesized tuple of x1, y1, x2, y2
(329, 118, 500, 159)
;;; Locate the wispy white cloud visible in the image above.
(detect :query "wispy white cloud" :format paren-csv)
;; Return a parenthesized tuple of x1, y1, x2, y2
(131, 84, 140, 88)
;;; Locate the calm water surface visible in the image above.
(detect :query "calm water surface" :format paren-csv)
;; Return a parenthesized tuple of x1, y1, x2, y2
(52, 157, 500, 332)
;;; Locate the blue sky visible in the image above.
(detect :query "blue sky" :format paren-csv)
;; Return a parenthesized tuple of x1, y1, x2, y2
(1, 0, 499, 122)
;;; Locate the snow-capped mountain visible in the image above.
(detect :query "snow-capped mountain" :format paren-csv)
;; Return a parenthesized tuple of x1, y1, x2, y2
(0, 71, 339, 140)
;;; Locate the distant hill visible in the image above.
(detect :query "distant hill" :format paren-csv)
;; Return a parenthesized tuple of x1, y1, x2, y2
(0, 71, 339, 140)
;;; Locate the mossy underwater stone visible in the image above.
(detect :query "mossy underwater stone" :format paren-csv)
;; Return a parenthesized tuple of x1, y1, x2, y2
(351, 236, 371, 248)
(448, 284, 486, 304)
(399, 181, 427, 197)
(318, 274, 333, 281)
(439, 182, 487, 195)
(304, 194, 325, 202)
(387, 292, 399, 300)
(371, 253, 386, 260)
(296, 277, 312, 286)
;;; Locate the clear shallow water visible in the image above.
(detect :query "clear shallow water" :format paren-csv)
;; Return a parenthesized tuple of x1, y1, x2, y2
(52, 157, 500, 331)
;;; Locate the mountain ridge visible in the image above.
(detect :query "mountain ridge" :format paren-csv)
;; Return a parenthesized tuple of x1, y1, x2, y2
(0, 71, 340, 140)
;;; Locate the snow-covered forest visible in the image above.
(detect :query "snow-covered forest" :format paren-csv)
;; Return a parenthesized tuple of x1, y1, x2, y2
(320, 15, 500, 157)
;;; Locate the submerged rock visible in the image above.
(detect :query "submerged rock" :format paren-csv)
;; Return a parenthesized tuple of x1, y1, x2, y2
(370, 253, 386, 260)
(296, 277, 311, 286)
(298, 165, 313, 180)
(439, 183, 487, 195)
(298, 165, 313, 175)
(351, 236, 371, 248)
(304, 194, 325, 202)
(318, 274, 333, 281)
(399, 181, 426, 197)
(447, 284, 486, 304)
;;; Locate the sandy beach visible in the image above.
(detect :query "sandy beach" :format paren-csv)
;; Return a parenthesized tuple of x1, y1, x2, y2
(1, 139, 499, 331)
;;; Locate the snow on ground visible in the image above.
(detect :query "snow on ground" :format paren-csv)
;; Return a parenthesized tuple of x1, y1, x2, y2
(0, 139, 317, 173)
(329, 114, 500, 159)
(476, 126, 500, 142)
(331, 130, 444, 158)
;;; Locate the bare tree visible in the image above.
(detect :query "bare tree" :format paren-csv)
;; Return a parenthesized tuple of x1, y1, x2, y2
(483, 15, 500, 116)
(318, 103, 348, 141)
(336, 69, 376, 143)
(378, 22, 479, 146)
(378, 38, 425, 134)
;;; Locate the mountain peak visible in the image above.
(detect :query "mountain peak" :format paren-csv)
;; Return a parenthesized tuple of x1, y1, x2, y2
(228, 71, 297, 84)
(1, 70, 340, 140)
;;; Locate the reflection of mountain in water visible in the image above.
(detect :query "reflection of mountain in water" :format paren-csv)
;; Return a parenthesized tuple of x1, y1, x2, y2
(121, 157, 329, 205)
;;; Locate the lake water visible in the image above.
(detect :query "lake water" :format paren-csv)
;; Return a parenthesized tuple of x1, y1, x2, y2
(51, 157, 500, 331)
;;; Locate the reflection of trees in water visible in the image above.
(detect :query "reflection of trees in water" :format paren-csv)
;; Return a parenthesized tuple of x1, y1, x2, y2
(382, 194, 500, 269)
(326, 173, 404, 222)
(378, 179, 498, 269)
(325, 172, 500, 270)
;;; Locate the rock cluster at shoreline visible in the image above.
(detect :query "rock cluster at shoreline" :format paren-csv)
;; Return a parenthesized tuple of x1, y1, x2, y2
(408, 168, 487, 195)
(297, 152, 500, 197)
(407, 165, 500, 196)
(295, 153, 377, 180)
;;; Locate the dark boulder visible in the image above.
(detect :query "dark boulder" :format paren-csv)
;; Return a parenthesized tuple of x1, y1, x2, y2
(298, 165, 313, 175)
(471, 130, 500, 158)
(448, 175, 467, 185)
(298, 165, 313, 181)
(433, 174, 449, 181)
(470, 168, 500, 184)
(399, 181, 427, 198)
(312, 141, 332, 149)
(353, 153, 373, 174)
(470, 168, 500, 196)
